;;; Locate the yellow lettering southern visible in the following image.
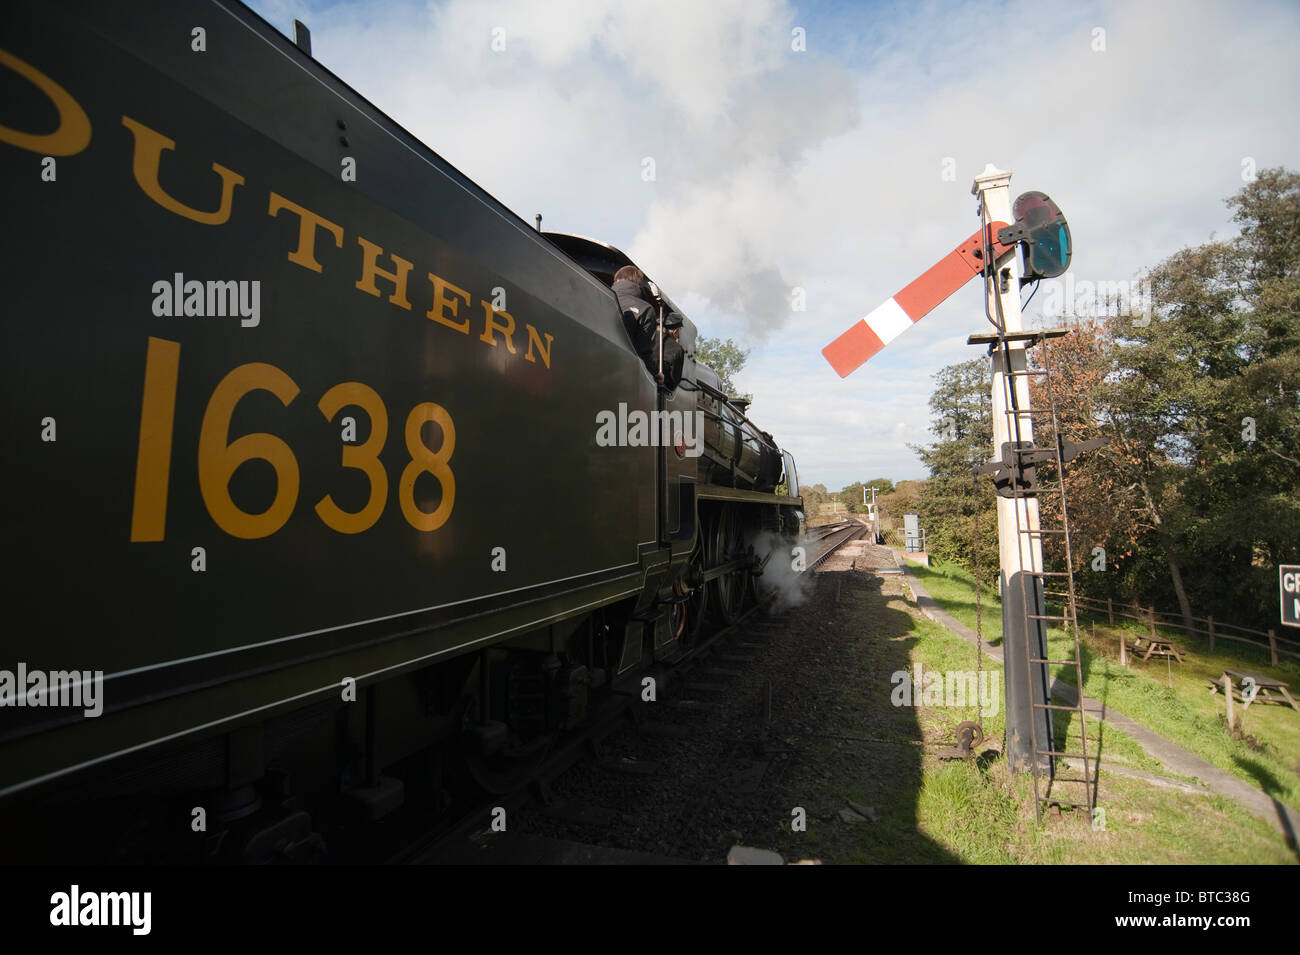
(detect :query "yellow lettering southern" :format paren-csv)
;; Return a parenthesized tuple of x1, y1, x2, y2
(523, 324, 554, 368)
(0, 47, 91, 155)
(479, 301, 518, 354)
(121, 115, 244, 226)
(355, 237, 413, 310)
(268, 192, 343, 273)
(426, 272, 472, 334)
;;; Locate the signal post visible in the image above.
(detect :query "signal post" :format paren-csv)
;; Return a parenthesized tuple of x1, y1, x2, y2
(822, 163, 1075, 777)
(971, 165, 1053, 773)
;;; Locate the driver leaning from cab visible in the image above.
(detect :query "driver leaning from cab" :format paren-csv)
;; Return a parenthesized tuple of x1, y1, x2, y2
(611, 265, 683, 389)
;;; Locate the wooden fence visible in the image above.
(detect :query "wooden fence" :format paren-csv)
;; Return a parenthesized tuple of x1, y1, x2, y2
(1042, 591, 1300, 667)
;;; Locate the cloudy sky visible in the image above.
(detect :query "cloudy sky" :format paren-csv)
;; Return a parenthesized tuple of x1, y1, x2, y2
(247, 0, 1300, 489)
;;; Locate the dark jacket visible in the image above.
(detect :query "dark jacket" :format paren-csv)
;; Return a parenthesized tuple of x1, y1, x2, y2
(612, 278, 683, 389)
(612, 278, 658, 353)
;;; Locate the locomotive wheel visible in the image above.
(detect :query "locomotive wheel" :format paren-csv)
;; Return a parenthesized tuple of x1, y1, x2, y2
(672, 530, 710, 646)
(463, 732, 552, 795)
(709, 504, 748, 625)
(458, 687, 553, 796)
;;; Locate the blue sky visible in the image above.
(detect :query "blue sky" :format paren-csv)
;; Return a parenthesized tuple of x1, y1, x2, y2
(246, 0, 1300, 488)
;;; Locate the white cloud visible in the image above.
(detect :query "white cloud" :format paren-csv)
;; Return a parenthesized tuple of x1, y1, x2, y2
(249, 0, 1300, 489)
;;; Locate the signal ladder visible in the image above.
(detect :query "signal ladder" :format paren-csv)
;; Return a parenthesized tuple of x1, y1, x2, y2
(988, 329, 1099, 823)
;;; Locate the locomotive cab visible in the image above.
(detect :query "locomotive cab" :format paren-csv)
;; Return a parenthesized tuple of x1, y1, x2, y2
(542, 231, 790, 495)
(542, 232, 698, 375)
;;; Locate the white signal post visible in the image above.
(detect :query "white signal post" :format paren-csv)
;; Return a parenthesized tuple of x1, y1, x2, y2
(973, 165, 1052, 773)
(820, 162, 1060, 774)
(976, 165, 1043, 591)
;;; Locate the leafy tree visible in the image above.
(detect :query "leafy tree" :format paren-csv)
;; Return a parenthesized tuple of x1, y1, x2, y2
(1130, 168, 1300, 630)
(836, 479, 896, 512)
(876, 480, 924, 543)
(799, 483, 828, 516)
(839, 481, 866, 513)
(909, 359, 998, 583)
(1052, 168, 1299, 632)
(882, 480, 923, 521)
(695, 337, 752, 400)
(1032, 319, 1143, 601)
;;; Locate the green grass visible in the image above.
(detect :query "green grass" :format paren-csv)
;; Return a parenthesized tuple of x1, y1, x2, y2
(901, 556, 1004, 645)
(766, 571, 1294, 864)
(913, 756, 1295, 864)
(903, 555, 1300, 812)
(882, 595, 1293, 863)
(1046, 622, 1300, 811)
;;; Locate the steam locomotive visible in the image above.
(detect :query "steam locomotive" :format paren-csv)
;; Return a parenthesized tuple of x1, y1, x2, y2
(0, 0, 802, 861)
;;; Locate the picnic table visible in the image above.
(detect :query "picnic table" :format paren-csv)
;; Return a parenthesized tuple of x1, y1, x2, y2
(1209, 669, 1300, 712)
(1124, 636, 1185, 663)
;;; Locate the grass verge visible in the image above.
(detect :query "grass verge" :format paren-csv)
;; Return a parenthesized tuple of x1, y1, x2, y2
(903, 556, 1300, 812)
(842, 590, 1293, 863)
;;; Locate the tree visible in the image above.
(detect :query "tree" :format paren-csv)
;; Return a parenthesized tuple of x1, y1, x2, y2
(1069, 168, 1300, 632)
(799, 483, 828, 516)
(1162, 169, 1300, 628)
(909, 359, 998, 583)
(877, 480, 924, 545)
(839, 481, 866, 513)
(826, 478, 896, 515)
(695, 337, 752, 400)
(1032, 319, 1143, 600)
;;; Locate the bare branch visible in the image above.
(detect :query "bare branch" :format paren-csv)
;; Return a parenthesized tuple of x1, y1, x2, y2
(1259, 441, 1300, 468)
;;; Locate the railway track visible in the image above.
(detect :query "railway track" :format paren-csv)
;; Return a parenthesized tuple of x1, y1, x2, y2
(395, 523, 870, 865)
(804, 519, 868, 570)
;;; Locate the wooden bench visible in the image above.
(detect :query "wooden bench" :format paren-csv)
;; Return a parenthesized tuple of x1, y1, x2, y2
(1126, 637, 1185, 663)
(1208, 670, 1300, 712)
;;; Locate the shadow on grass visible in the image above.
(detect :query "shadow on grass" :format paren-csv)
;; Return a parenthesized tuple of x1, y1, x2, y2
(1232, 754, 1300, 860)
(1049, 636, 1108, 802)
(806, 570, 965, 863)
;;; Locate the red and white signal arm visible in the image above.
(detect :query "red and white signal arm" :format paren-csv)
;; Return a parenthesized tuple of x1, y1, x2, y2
(1281, 565, 1300, 629)
(822, 223, 1016, 378)
(822, 191, 1071, 378)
